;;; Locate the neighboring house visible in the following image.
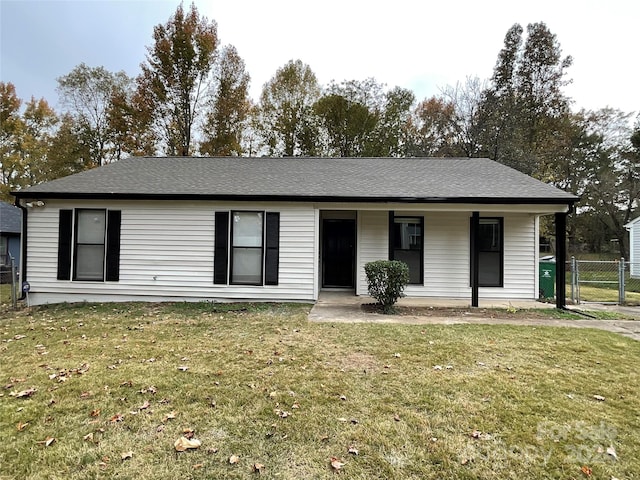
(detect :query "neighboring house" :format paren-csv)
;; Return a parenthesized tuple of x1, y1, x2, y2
(12, 157, 578, 307)
(625, 216, 640, 277)
(0, 201, 22, 268)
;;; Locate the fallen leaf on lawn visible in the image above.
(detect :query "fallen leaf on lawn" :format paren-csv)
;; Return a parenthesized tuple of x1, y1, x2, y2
(177, 366, 189, 371)
(162, 411, 177, 422)
(80, 391, 92, 398)
(393, 353, 401, 358)
(83, 433, 94, 442)
(183, 428, 195, 439)
(348, 446, 359, 455)
(193, 463, 203, 470)
(90, 408, 101, 417)
(139, 400, 150, 410)
(174, 436, 202, 452)
(17, 421, 29, 431)
(339, 395, 347, 401)
(593, 395, 605, 401)
(121, 451, 133, 461)
(606, 446, 617, 460)
(433, 365, 443, 370)
(11, 387, 37, 398)
(581, 465, 592, 476)
(253, 462, 265, 473)
(394, 414, 401, 422)
(109, 413, 124, 423)
(330, 457, 345, 471)
(229, 454, 240, 464)
(337, 417, 348, 423)
(37, 436, 55, 447)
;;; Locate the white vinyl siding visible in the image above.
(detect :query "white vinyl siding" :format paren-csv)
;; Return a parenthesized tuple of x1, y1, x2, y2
(26, 201, 539, 305)
(26, 200, 316, 304)
(630, 222, 640, 277)
(357, 211, 537, 300)
(356, 211, 388, 295)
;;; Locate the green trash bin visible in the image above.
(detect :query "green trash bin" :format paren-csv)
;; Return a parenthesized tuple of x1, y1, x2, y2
(539, 259, 556, 299)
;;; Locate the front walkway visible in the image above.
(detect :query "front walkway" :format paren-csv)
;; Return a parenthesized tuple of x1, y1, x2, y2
(308, 292, 640, 341)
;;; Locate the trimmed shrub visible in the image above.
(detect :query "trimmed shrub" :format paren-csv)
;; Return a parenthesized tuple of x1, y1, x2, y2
(364, 260, 410, 314)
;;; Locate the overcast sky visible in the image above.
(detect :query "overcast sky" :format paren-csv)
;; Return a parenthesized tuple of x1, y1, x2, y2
(0, 0, 638, 115)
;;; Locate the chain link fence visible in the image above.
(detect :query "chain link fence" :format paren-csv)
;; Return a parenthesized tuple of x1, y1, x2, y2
(568, 257, 640, 305)
(0, 254, 19, 309)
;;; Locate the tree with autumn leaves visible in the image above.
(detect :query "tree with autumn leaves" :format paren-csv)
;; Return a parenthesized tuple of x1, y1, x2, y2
(1, 5, 639, 256)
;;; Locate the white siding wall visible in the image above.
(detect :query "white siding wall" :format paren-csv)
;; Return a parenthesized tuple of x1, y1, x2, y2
(356, 210, 537, 300)
(630, 224, 640, 277)
(356, 211, 388, 295)
(26, 200, 316, 305)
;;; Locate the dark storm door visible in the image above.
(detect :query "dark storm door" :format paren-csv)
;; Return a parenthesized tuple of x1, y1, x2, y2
(322, 219, 356, 288)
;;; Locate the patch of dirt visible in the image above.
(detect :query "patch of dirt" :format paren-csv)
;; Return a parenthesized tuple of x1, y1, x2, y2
(361, 303, 553, 319)
(338, 351, 380, 372)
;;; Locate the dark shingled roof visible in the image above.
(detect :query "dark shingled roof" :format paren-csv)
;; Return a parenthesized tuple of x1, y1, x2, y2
(13, 157, 578, 204)
(0, 201, 22, 233)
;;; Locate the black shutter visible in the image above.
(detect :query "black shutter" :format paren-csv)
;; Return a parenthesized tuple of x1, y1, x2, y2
(57, 209, 73, 280)
(264, 212, 280, 285)
(105, 210, 121, 281)
(214, 211, 229, 284)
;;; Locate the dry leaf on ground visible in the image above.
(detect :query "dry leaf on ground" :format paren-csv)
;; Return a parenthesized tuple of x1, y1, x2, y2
(17, 421, 29, 431)
(11, 387, 37, 398)
(121, 451, 133, 461)
(253, 462, 265, 473)
(229, 454, 240, 464)
(330, 457, 345, 471)
(174, 436, 202, 452)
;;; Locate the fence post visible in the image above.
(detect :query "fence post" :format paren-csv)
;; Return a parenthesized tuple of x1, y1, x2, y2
(619, 257, 625, 305)
(570, 256, 576, 304)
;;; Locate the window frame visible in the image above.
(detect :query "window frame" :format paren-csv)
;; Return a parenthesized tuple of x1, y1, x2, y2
(475, 217, 504, 288)
(72, 208, 107, 282)
(229, 211, 265, 286)
(0, 236, 7, 265)
(389, 213, 424, 285)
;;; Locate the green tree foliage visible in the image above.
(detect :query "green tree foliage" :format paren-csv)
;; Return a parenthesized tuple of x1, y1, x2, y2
(106, 84, 157, 157)
(478, 22, 573, 178)
(200, 45, 251, 156)
(138, 3, 218, 155)
(569, 109, 640, 257)
(313, 78, 387, 157)
(57, 63, 132, 166)
(255, 59, 320, 156)
(370, 86, 415, 157)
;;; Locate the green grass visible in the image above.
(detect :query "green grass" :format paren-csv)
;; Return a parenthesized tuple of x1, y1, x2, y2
(1, 302, 639, 479)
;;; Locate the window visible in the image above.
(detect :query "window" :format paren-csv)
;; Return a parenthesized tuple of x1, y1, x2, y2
(214, 211, 280, 286)
(477, 218, 503, 287)
(74, 209, 106, 281)
(231, 211, 263, 285)
(57, 209, 121, 282)
(390, 215, 423, 285)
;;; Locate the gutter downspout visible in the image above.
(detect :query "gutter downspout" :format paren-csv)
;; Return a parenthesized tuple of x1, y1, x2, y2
(15, 198, 28, 300)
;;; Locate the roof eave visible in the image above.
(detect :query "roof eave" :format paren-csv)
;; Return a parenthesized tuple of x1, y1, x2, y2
(12, 191, 579, 206)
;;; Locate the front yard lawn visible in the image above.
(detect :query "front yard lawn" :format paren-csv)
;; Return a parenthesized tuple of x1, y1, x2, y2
(1, 302, 638, 479)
